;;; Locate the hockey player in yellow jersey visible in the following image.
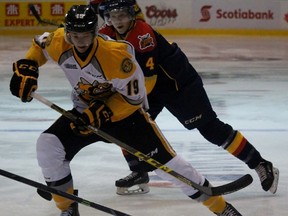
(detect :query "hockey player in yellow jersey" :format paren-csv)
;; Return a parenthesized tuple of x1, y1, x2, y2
(10, 5, 244, 216)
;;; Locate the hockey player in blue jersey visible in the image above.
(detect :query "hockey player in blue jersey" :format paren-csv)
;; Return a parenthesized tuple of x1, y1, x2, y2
(98, 0, 279, 198)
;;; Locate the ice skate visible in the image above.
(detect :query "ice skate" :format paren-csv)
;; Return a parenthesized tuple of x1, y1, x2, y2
(215, 202, 242, 216)
(60, 202, 79, 216)
(255, 160, 279, 194)
(115, 171, 150, 195)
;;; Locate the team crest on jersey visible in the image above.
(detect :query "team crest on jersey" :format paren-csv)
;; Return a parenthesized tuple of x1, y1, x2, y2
(75, 77, 113, 103)
(121, 58, 133, 73)
(138, 33, 154, 50)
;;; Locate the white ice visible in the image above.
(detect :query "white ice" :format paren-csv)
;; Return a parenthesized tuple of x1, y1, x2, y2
(0, 35, 287, 216)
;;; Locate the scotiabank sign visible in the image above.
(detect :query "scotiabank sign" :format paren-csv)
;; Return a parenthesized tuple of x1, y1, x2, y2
(200, 6, 274, 22)
(192, 0, 280, 29)
(138, 0, 288, 30)
(216, 8, 274, 20)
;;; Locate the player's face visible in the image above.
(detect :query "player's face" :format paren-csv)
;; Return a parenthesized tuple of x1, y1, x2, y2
(109, 10, 132, 34)
(68, 31, 94, 53)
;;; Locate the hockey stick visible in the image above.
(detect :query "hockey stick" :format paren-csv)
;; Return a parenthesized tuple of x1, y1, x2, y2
(0, 169, 130, 216)
(29, 4, 62, 27)
(31, 92, 253, 196)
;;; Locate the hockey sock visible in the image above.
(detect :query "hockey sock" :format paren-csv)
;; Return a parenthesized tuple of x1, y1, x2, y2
(52, 187, 75, 211)
(202, 195, 226, 214)
(223, 131, 262, 169)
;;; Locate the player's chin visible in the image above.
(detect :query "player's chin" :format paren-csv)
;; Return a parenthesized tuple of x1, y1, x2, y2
(75, 46, 89, 53)
(115, 27, 126, 34)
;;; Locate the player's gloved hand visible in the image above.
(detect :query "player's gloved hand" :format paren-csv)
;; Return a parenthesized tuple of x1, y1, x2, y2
(70, 100, 113, 136)
(10, 59, 39, 102)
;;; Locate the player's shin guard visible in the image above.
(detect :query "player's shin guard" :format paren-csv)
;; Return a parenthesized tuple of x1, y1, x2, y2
(221, 131, 262, 169)
(154, 155, 205, 196)
(155, 155, 243, 215)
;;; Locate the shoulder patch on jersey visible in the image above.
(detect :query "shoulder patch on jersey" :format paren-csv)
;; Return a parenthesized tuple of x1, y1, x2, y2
(121, 58, 134, 73)
(137, 33, 155, 50)
(45, 32, 54, 47)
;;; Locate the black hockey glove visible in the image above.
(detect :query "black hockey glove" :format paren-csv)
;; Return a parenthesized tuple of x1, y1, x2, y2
(70, 100, 113, 136)
(10, 59, 39, 102)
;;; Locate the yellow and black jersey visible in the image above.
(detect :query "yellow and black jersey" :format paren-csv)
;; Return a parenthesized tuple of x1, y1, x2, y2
(25, 28, 148, 122)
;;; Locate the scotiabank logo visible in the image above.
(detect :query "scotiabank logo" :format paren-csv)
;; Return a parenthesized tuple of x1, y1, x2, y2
(200, 5, 212, 22)
(199, 5, 274, 22)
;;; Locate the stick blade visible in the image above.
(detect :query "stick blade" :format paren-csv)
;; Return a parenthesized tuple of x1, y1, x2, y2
(211, 174, 253, 196)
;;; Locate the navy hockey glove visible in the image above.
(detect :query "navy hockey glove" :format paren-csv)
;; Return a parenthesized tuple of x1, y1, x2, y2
(10, 59, 39, 102)
(70, 100, 113, 136)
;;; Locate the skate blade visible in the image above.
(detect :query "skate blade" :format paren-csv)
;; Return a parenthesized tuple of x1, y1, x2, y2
(269, 167, 279, 194)
(116, 183, 150, 195)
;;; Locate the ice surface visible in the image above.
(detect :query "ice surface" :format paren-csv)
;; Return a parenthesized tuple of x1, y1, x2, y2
(0, 35, 287, 215)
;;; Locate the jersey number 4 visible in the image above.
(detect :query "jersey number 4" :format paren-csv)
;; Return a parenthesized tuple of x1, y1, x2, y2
(146, 57, 155, 70)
